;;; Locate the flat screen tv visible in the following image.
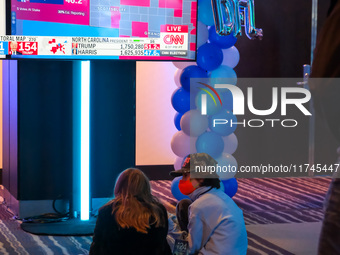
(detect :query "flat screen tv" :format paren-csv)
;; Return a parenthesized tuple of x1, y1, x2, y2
(2, 0, 197, 60)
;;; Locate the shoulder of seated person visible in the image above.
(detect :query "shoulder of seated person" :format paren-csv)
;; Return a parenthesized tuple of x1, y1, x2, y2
(98, 201, 115, 214)
(155, 202, 167, 211)
(190, 191, 224, 208)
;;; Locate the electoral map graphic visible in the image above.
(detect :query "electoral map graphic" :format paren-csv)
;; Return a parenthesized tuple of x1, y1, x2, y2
(12, 0, 90, 26)
(10, 0, 197, 59)
(89, 0, 196, 58)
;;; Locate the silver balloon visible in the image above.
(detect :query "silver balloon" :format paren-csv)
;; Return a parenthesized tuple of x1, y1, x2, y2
(211, 0, 263, 40)
(233, 0, 242, 37)
(211, 0, 222, 34)
(212, 0, 234, 35)
(223, 0, 235, 35)
(240, 0, 263, 40)
(212, 0, 221, 34)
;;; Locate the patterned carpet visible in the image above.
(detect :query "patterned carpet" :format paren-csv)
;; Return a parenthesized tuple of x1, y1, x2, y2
(150, 177, 331, 255)
(0, 205, 91, 254)
(151, 177, 331, 225)
(0, 177, 331, 255)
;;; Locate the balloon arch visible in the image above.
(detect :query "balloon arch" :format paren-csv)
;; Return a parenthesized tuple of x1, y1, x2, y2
(170, 0, 242, 201)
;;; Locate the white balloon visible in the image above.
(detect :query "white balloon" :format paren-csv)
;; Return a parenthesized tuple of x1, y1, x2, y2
(174, 157, 184, 170)
(172, 61, 196, 70)
(180, 109, 209, 137)
(171, 131, 197, 157)
(197, 21, 209, 48)
(223, 133, 238, 154)
(174, 69, 182, 87)
(222, 46, 240, 69)
(216, 153, 238, 180)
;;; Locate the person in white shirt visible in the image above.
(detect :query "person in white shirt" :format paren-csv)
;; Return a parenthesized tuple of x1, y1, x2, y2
(168, 153, 248, 255)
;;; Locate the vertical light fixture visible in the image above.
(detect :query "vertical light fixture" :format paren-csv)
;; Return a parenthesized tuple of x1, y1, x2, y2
(80, 61, 90, 221)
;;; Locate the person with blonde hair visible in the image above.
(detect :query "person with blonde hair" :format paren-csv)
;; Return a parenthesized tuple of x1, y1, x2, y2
(90, 168, 171, 255)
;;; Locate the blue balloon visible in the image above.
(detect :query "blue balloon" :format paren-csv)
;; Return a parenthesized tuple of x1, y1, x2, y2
(197, 43, 223, 71)
(198, 0, 215, 26)
(171, 88, 190, 114)
(222, 178, 238, 198)
(180, 65, 208, 92)
(196, 132, 224, 158)
(210, 65, 237, 86)
(195, 89, 223, 116)
(171, 176, 190, 201)
(174, 112, 183, 131)
(209, 26, 237, 49)
(221, 90, 233, 110)
(209, 109, 237, 136)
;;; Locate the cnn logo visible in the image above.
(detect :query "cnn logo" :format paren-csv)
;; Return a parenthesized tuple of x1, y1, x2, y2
(163, 35, 184, 45)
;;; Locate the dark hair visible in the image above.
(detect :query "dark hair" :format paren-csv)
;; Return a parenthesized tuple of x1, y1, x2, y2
(200, 178, 221, 189)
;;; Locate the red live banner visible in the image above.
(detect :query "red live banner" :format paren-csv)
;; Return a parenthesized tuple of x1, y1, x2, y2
(160, 25, 188, 33)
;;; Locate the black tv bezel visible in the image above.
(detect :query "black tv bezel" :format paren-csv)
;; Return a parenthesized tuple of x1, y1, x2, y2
(4, 0, 10, 59)
(4, 0, 198, 61)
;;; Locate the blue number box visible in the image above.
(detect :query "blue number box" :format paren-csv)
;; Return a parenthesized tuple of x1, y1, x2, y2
(0, 42, 9, 55)
(144, 50, 160, 56)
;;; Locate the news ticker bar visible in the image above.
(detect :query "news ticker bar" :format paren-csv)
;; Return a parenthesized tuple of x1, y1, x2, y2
(0, 34, 189, 57)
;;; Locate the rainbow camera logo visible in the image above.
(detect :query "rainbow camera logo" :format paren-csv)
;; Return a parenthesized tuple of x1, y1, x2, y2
(197, 82, 223, 115)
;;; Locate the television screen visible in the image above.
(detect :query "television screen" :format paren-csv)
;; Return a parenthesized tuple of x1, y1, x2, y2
(2, 0, 197, 60)
(0, 0, 6, 58)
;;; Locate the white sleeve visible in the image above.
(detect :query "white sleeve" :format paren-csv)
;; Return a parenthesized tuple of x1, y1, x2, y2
(187, 209, 204, 254)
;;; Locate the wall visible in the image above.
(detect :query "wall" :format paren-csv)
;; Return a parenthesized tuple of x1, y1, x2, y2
(136, 62, 178, 166)
(16, 61, 73, 200)
(0, 60, 2, 169)
(234, 1, 328, 78)
(0, 0, 5, 169)
(0, 0, 5, 59)
(135, 1, 336, 173)
(89, 61, 136, 198)
(2, 60, 136, 201)
(0, 0, 5, 34)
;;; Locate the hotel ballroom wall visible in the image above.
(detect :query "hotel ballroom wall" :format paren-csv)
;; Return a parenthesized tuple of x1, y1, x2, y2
(0, 0, 6, 170)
